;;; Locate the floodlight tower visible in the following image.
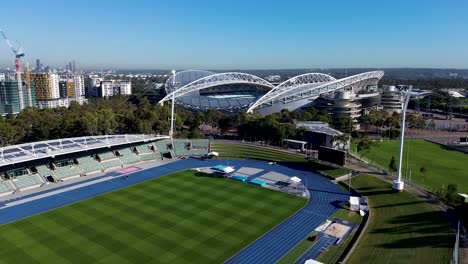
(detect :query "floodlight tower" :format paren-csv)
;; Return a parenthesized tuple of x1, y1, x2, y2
(169, 70, 176, 139)
(392, 85, 412, 191)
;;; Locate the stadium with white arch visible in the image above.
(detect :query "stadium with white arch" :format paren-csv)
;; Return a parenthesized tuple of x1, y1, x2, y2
(160, 70, 385, 115)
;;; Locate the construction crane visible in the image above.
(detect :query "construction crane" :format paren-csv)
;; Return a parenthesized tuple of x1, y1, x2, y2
(0, 29, 32, 110)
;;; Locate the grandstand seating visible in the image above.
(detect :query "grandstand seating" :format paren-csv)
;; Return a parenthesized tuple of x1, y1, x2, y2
(117, 148, 141, 165)
(53, 166, 82, 181)
(36, 165, 53, 178)
(0, 180, 16, 195)
(100, 159, 122, 170)
(154, 140, 169, 153)
(12, 174, 44, 190)
(172, 140, 190, 156)
(135, 143, 157, 161)
(97, 151, 117, 161)
(138, 153, 156, 161)
(77, 156, 103, 174)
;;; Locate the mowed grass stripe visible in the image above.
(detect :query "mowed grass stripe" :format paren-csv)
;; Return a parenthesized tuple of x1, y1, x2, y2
(0, 170, 305, 263)
(211, 143, 306, 162)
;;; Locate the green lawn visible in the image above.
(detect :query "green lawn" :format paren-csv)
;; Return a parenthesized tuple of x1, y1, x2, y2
(346, 175, 453, 264)
(0, 171, 306, 263)
(210, 143, 350, 177)
(210, 142, 307, 162)
(352, 139, 468, 193)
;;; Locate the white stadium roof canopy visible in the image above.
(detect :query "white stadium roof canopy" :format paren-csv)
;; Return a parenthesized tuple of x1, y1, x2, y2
(0, 134, 170, 168)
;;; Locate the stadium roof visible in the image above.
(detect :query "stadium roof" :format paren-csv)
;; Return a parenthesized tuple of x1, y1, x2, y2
(247, 71, 384, 113)
(158, 70, 384, 114)
(0, 134, 170, 168)
(295, 121, 343, 136)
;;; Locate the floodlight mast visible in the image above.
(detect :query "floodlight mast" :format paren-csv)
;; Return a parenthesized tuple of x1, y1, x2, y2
(169, 70, 176, 139)
(392, 86, 412, 191)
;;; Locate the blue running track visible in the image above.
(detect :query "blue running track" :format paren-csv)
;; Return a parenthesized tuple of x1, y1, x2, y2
(0, 158, 349, 263)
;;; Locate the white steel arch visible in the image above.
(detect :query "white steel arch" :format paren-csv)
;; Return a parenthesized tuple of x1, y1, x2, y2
(165, 70, 215, 93)
(247, 71, 384, 113)
(246, 73, 336, 113)
(159, 72, 274, 104)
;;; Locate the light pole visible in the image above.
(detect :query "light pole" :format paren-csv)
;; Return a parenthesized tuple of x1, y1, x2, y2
(169, 70, 176, 139)
(392, 86, 412, 191)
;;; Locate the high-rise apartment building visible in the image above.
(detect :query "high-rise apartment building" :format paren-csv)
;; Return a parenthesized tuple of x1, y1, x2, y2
(87, 77, 132, 98)
(30, 73, 66, 109)
(73, 75, 86, 104)
(0, 80, 37, 116)
(31, 73, 60, 100)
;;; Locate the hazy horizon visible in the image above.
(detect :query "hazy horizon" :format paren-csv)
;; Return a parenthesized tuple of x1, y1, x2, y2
(1, 0, 467, 70)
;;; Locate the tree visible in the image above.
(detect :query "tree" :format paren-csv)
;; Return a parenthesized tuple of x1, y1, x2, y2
(389, 156, 397, 172)
(357, 134, 375, 158)
(443, 184, 462, 207)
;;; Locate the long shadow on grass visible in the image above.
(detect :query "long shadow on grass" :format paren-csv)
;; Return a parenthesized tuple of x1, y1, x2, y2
(377, 235, 454, 249)
(370, 211, 454, 248)
(193, 172, 223, 178)
(372, 200, 427, 208)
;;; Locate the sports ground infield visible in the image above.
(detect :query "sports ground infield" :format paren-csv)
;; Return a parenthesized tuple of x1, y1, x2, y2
(0, 170, 306, 263)
(352, 139, 468, 192)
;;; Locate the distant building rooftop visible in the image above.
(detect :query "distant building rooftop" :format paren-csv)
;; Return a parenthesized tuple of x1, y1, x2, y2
(295, 121, 343, 137)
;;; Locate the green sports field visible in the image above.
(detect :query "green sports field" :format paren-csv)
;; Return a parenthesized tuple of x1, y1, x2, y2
(210, 142, 307, 162)
(0, 171, 306, 263)
(346, 175, 453, 264)
(352, 139, 468, 192)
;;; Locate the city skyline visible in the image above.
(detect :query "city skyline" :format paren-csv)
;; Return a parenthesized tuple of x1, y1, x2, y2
(1, 0, 468, 69)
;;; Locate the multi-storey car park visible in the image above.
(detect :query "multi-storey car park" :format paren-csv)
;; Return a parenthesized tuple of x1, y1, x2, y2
(159, 70, 384, 115)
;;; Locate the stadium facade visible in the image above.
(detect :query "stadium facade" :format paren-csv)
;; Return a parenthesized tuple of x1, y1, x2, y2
(160, 70, 384, 115)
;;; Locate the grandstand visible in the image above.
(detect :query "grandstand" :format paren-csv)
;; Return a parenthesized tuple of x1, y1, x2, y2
(12, 174, 44, 189)
(76, 156, 102, 175)
(0, 180, 15, 196)
(96, 151, 123, 170)
(172, 140, 190, 156)
(0, 136, 211, 197)
(116, 148, 141, 165)
(135, 143, 157, 161)
(35, 164, 53, 179)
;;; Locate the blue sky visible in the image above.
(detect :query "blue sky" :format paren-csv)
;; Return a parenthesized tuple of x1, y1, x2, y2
(1, 0, 467, 69)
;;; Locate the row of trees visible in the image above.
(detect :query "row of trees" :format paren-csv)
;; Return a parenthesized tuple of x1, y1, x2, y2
(0, 96, 174, 146)
(360, 109, 426, 139)
(0, 95, 336, 147)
